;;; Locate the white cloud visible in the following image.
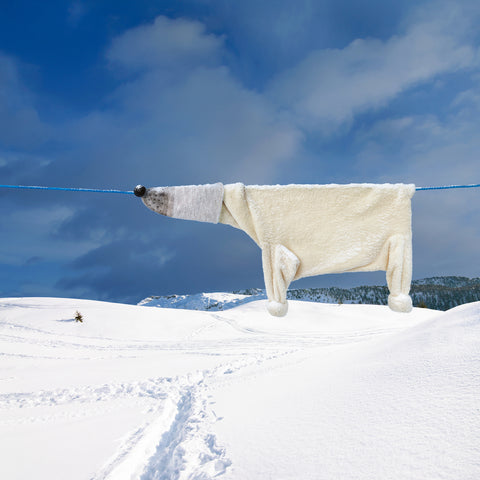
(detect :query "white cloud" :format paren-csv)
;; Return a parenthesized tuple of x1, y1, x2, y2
(268, 5, 478, 133)
(355, 85, 480, 184)
(69, 16, 303, 185)
(109, 66, 301, 181)
(66, 5, 480, 186)
(350, 75, 480, 279)
(107, 16, 224, 73)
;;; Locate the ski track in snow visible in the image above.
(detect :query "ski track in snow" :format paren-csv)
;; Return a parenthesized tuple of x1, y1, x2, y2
(1, 331, 310, 476)
(0, 298, 443, 480)
(93, 350, 301, 480)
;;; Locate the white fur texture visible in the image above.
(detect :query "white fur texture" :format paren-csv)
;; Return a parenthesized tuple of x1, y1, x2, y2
(388, 294, 413, 313)
(219, 183, 415, 316)
(143, 183, 224, 223)
(267, 301, 288, 317)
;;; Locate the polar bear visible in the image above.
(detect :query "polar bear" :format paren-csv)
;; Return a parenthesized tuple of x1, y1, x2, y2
(138, 182, 415, 317)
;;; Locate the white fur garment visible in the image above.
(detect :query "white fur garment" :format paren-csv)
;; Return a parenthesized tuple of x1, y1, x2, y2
(142, 183, 416, 317)
(142, 183, 224, 223)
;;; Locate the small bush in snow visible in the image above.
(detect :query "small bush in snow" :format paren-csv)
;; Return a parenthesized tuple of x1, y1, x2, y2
(74, 311, 84, 323)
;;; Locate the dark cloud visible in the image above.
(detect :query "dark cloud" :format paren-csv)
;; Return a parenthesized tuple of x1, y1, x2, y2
(0, 53, 52, 149)
(24, 256, 42, 265)
(58, 221, 263, 303)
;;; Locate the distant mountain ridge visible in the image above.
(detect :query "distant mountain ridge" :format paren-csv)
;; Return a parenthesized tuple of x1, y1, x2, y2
(139, 276, 480, 312)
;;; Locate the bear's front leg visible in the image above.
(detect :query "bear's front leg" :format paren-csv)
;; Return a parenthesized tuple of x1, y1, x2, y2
(262, 244, 300, 317)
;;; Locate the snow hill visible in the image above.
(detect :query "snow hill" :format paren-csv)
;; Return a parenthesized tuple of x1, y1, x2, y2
(0, 296, 479, 479)
(140, 275, 480, 311)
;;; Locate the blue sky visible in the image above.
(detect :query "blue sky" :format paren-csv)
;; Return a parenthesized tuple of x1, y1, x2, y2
(1, 0, 479, 303)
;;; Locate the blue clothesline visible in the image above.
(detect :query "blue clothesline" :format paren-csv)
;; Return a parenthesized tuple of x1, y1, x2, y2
(415, 183, 480, 191)
(0, 185, 134, 194)
(0, 183, 479, 195)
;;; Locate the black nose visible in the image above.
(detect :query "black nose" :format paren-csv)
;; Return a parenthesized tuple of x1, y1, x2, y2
(134, 185, 146, 197)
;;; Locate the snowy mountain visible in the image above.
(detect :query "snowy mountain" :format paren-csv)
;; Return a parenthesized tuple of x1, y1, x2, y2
(139, 276, 480, 311)
(0, 297, 479, 479)
(138, 291, 263, 311)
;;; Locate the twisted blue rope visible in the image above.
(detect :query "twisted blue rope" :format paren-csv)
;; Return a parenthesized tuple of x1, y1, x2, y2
(0, 184, 133, 195)
(415, 183, 480, 191)
(0, 183, 479, 194)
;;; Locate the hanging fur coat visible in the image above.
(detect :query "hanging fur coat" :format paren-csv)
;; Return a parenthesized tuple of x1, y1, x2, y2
(141, 182, 415, 317)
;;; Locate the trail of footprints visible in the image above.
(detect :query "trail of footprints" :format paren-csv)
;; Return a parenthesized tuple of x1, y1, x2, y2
(0, 377, 173, 410)
(0, 350, 283, 479)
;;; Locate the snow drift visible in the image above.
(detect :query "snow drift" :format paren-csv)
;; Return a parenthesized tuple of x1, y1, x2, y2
(0, 297, 478, 479)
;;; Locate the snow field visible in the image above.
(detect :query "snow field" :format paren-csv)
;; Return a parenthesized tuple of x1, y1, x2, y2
(0, 297, 478, 479)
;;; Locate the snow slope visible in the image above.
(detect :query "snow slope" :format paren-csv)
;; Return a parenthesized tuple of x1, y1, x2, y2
(0, 297, 479, 479)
